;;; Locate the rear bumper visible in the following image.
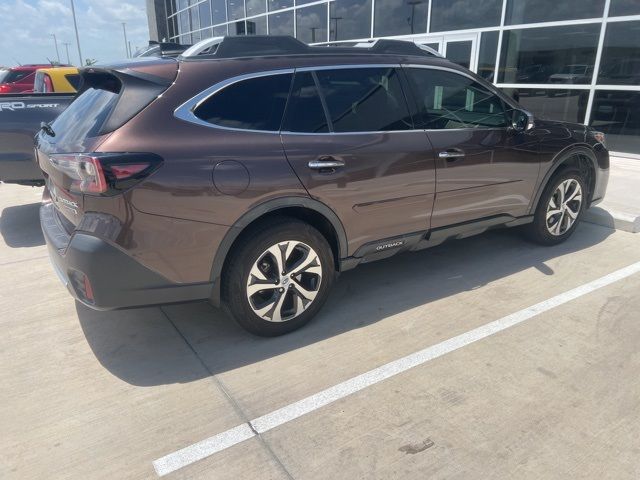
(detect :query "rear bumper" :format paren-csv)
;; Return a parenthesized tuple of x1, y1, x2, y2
(40, 202, 212, 310)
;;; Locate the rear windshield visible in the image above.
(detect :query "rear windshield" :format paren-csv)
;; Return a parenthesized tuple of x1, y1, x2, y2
(49, 87, 119, 146)
(0, 69, 30, 84)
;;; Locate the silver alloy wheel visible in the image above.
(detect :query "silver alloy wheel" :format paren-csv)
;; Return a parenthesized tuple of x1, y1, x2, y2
(546, 178, 583, 236)
(246, 240, 323, 322)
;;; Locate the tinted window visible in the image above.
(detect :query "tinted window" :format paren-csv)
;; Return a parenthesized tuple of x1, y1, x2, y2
(296, 4, 328, 43)
(315, 68, 412, 132)
(590, 91, 640, 154)
(430, 0, 501, 32)
(609, 0, 640, 16)
(282, 72, 329, 133)
(0, 70, 30, 84)
(374, 0, 427, 37)
(478, 31, 499, 81)
(65, 74, 82, 90)
(598, 21, 640, 85)
(50, 88, 119, 145)
(194, 73, 293, 131)
(499, 25, 600, 84)
(506, 0, 605, 25)
(504, 88, 588, 123)
(329, 0, 372, 41)
(406, 68, 509, 129)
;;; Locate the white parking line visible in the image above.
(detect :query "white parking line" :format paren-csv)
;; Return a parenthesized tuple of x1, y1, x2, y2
(153, 261, 640, 477)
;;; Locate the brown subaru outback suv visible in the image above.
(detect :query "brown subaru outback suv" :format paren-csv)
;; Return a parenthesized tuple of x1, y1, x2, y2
(36, 36, 609, 336)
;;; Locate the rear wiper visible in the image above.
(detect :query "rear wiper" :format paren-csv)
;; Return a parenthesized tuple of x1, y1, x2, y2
(40, 122, 56, 137)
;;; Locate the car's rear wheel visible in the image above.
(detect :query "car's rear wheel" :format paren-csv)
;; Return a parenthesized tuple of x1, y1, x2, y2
(525, 169, 586, 245)
(223, 218, 335, 336)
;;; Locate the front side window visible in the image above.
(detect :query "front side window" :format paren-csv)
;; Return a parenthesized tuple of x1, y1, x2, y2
(405, 68, 509, 129)
(314, 67, 413, 132)
(194, 73, 293, 131)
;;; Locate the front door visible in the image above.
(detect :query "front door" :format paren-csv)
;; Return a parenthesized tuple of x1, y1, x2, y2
(280, 67, 436, 256)
(402, 65, 541, 228)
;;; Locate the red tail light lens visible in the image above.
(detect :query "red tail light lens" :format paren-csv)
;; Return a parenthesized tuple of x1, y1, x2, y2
(0, 84, 11, 93)
(48, 153, 162, 195)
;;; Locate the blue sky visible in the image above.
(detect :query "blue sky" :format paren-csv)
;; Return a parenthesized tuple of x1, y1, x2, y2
(0, 0, 150, 67)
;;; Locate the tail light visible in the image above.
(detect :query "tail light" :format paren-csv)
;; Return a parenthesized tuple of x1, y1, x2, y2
(48, 153, 162, 196)
(0, 84, 11, 93)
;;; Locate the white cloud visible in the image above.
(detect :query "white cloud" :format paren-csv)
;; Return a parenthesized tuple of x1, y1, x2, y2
(0, 0, 150, 67)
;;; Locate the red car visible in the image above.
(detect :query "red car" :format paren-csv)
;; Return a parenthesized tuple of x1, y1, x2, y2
(0, 65, 56, 94)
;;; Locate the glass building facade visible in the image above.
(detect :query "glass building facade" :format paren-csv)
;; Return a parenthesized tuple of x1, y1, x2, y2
(159, 0, 640, 154)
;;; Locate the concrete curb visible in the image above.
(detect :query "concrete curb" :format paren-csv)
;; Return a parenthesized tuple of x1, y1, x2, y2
(584, 206, 640, 233)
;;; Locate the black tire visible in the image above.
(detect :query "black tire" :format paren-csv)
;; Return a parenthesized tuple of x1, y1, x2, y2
(222, 218, 335, 336)
(524, 169, 587, 246)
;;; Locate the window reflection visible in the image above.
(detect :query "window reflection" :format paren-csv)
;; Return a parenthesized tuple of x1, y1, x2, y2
(609, 0, 640, 16)
(374, 0, 427, 37)
(212, 0, 227, 24)
(505, 0, 604, 25)
(227, 0, 245, 20)
(329, 0, 372, 41)
(478, 31, 498, 81)
(598, 21, 640, 85)
(268, 0, 293, 11)
(199, 1, 212, 28)
(504, 88, 588, 123)
(296, 5, 328, 44)
(430, 0, 501, 32)
(499, 25, 600, 84)
(246, 0, 266, 16)
(229, 20, 246, 35)
(247, 16, 267, 34)
(591, 91, 640, 153)
(269, 11, 294, 35)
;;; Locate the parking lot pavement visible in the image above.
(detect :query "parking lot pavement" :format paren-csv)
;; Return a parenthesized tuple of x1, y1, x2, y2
(2, 182, 640, 479)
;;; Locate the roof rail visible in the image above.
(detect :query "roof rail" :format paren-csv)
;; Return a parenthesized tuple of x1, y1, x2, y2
(179, 35, 443, 60)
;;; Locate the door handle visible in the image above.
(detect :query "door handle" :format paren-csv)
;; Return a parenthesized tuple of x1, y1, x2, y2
(308, 157, 345, 170)
(438, 149, 465, 160)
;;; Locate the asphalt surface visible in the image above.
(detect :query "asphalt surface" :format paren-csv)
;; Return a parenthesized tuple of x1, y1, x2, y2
(2, 183, 640, 479)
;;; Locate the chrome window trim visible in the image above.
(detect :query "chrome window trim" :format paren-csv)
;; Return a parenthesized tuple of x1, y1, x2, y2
(173, 63, 512, 134)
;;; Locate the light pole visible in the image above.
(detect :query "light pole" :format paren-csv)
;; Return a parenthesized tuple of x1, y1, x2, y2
(62, 42, 71, 64)
(51, 33, 60, 63)
(122, 23, 129, 58)
(69, 0, 83, 65)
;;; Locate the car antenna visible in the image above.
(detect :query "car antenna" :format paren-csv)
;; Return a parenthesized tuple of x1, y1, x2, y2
(12, 57, 22, 66)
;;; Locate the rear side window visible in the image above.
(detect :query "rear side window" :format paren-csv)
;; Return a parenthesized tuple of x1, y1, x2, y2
(65, 74, 82, 90)
(405, 68, 509, 129)
(50, 88, 119, 144)
(194, 73, 293, 131)
(314, 67, 413, 133)
(282, 72, 329, 133)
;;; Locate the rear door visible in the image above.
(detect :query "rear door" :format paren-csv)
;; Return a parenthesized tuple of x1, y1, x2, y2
(280, 66, 436, 256)
(402, 65, 540, 228)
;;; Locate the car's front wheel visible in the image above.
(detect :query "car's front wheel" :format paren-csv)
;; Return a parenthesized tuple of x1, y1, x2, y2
(223, 218, 335, 336)
(525, 169, 587, 245)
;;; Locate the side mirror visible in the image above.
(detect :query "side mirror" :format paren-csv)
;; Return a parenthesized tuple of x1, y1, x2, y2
(511, 109, 535, 132)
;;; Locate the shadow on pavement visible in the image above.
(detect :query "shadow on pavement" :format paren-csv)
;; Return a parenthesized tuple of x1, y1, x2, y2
(0, 202, 45, 248)
(77, 223, 613, 386)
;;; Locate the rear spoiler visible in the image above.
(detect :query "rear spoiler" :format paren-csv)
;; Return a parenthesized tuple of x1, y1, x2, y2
(78, 60, 177, 135)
